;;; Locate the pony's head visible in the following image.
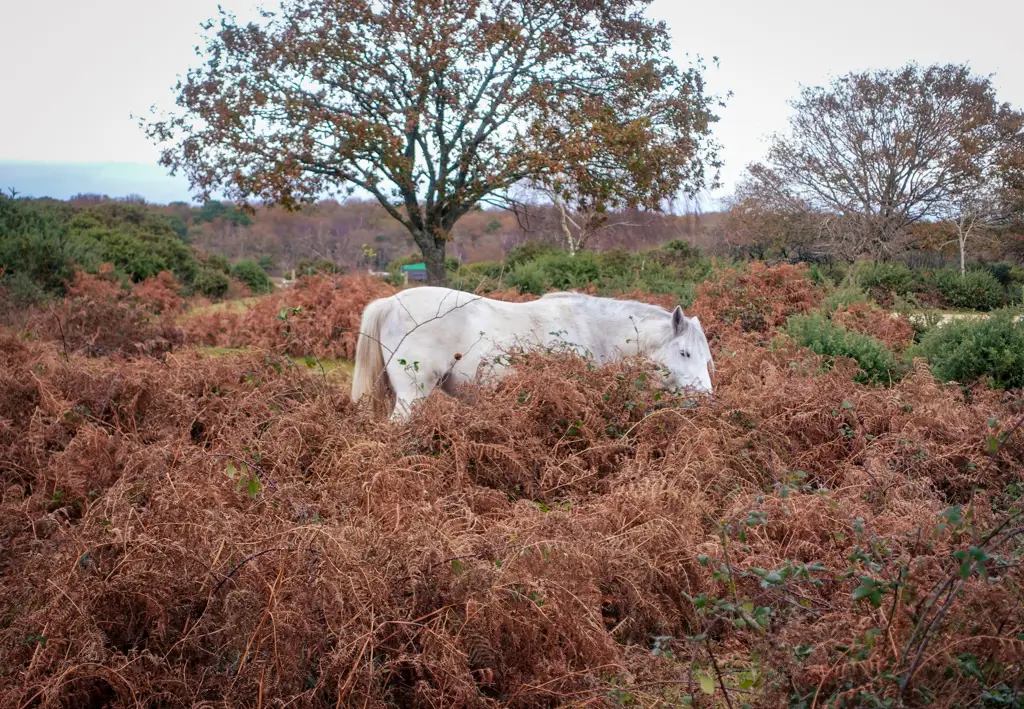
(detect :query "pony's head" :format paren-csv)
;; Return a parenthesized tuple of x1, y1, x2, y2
(654, 306, 714, 395)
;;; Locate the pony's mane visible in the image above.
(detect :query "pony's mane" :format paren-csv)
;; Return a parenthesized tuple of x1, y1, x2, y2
(539, 291, 671, 317)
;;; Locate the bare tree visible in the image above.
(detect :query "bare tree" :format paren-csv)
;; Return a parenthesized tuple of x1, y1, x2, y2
(739, 63, 1024, 260)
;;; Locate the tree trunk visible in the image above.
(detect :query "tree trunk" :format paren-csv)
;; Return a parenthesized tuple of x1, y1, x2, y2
(413, 234, 447, 286)
(959, 237, 966, 277)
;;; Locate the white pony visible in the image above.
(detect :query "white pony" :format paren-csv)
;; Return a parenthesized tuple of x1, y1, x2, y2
(350, 287, 714, 421)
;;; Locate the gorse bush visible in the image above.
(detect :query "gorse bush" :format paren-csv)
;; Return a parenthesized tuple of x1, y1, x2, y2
(0, 195, 203, 297)
(784, 311, 905, 384)
(295, 257, 344, 275)
(823, 285, 870, 311)
(912, 309, 1024, 390)
(67, 203, 199, 284)
(929, 267, 1006, 311)
(854, 261, 916, 302)
(192, 266, 231, 298)
(0, 196, 97, 297)
(449, 241, 709, 306)
(507, 251, 604, 294)
(230, 259, 273, 294)
(203, 251, 231, 274)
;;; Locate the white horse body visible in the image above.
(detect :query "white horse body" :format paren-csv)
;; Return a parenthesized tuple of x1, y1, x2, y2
(351, 287, 713, 421)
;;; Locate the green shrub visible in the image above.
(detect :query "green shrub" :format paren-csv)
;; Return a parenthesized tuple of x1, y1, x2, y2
(823, 286, 870, 312)
(930, 268, 1004, 311)
(295, 257, 344, 275)
(855, 261, 916, 299)
(204, 252, 231, 274)
(504, 241, 563, 268)
(912, 309, 1024, 390)
(785, 312, 905, 385)
(906, 309, 945, 343)
(449, 261, 507, 292)
(166, 213, 189, 240)
(231, 259, 273, 294)
(506, 251, 604, 294)
(982, 262, 1015, 287)
(808, 261, 849, 287)
(507, 260, 549, 295)
(0, 195, 98, 294)
(67, 203, 200, 284)
(192, 267, 231, 298)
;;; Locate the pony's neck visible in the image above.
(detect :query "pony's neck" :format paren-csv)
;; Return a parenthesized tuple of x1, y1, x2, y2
(630, 313, 672, 355)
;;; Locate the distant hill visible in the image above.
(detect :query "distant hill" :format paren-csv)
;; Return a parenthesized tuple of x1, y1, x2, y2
(0, 161, 195, 204)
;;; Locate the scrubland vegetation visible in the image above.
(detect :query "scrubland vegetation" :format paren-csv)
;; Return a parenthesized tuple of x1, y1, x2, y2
(3, 0, 1024, 703)
(2, 227, 1023, 706)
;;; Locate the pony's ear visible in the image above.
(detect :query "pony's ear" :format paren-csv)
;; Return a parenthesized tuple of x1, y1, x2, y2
(671, 306, 687, 336)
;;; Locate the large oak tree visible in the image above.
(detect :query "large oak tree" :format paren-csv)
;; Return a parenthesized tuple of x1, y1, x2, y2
(736, 62, 1024, 261)
(145, 0, 724, 283)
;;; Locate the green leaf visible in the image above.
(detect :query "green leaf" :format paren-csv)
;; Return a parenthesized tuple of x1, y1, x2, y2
(852, 577, 884, 608)
(247, 476, 261, 496)
(304, 355, 317, 368)
(699, 674, 715, 695)
(226, 460, 237, 479)
(794, 644, 814, 661)
(986, 435, 1000, 453)
(940, 505, 964, 526)
(841, 400, 855, 409)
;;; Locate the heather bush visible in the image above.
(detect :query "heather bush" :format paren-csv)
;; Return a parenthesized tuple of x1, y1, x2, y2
(912, 308, 1024, 389)
(785, 311, 905, 384)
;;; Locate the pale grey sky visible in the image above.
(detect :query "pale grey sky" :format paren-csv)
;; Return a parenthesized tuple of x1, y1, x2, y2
(1, 0, 1022, 204)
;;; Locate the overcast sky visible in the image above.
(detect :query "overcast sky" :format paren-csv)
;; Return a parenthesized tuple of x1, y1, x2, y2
(2, 0, 1022, 205)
